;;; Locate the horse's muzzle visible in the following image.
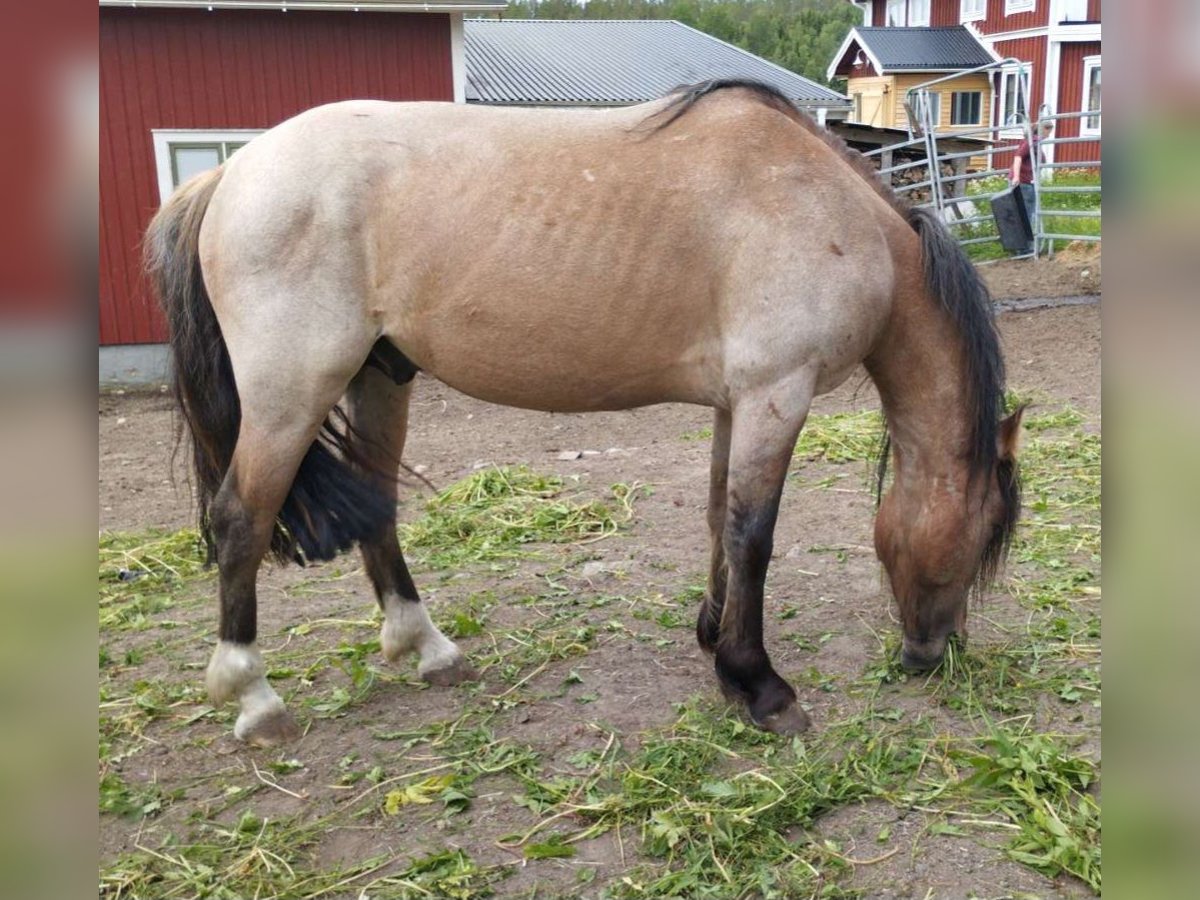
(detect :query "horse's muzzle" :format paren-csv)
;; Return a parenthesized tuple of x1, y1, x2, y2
(900, 635, 950, 672)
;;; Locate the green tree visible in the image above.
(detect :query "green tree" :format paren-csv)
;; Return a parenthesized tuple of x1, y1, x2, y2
(501, 0, 861, 87)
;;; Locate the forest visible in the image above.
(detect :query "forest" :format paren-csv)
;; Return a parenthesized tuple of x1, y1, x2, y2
(500, 0, 863, 89)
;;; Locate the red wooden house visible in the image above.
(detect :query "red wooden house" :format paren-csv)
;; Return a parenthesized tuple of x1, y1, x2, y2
(99, 0, 503, 376)
(845, 1, 1100, 162)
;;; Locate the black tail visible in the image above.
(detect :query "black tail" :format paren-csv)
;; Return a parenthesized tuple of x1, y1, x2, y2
(143, 167, 393, 565)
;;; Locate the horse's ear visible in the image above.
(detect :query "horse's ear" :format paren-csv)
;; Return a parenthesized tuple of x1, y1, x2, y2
(997, 404, 1027, 462)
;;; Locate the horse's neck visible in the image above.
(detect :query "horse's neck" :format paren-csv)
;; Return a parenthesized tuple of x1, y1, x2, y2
(865, 278, 972, 484)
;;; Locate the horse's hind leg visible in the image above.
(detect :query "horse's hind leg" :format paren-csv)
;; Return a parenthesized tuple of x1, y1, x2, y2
(713, 377, 815, 736)
(697, 408, 731, 652)
(345, 365, 476, 685)
(205, 340, 377, 746)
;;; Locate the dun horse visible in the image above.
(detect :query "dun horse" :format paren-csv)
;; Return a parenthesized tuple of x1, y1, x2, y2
(146, 81, 1022, 747)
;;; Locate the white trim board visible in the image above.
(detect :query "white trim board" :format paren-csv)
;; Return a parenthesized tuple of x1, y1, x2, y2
(1080, 54, 1101, 136)
(449, 13, 466, 103)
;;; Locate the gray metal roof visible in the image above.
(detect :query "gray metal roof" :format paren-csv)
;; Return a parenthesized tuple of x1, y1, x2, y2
(464, 19, 849, 107)
(852, 26, 995, 71)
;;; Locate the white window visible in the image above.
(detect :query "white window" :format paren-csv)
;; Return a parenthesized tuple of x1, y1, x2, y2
(918, 91, 942, 129)
(1059, 0, 1088, 21)
(951, 91, 983, 125)
(1005, 0, 1035, 14)
(997, 65, 1030, 130)
(1081, 56, 1101, 135)
(961, 0, 986, 22)
(887, 0, 906, 26)
(151, 129, 262, 202)
(910, 0, 931, 26)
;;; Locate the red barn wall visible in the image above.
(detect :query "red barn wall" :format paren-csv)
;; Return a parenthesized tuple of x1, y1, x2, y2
(100, 8, 453, 345)
(1055, 40, 1101, 163)
(976, 0, 1049, 34)
(991, 34, 1047, 116)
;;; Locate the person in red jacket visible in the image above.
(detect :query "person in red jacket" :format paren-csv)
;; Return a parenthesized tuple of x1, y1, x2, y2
(1009, 119, 1053, 255)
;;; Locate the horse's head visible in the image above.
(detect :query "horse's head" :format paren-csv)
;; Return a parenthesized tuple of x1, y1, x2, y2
(874, 407, 1025, 671)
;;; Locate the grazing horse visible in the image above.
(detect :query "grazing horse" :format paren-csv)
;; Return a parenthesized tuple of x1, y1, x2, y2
(145, 80, 1022, 747)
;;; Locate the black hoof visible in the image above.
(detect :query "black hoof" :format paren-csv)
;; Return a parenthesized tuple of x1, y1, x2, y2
(752, 702, 811, 736)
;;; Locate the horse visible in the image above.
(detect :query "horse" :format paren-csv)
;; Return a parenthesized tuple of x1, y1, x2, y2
(145, 80, 1023, 748)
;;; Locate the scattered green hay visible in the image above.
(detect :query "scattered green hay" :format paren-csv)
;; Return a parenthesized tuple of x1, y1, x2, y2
(99, 811, 507, 900)
(794, 410, 884, 464)
(955, 726, 1101, 892)
(400, 466, 642, 570)
(502, 698, 933, 898)
(99, 529, 209, 631)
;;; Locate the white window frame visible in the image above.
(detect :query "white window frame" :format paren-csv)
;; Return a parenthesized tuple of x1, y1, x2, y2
(886, 0, 906, 26)
(909, 0, 931, 26)
(921, 91, 942, 130)
(1059, 0, 1088, 22)
(1005, 0, 1035, 14)
(996, 64, 1030, 134)
(1080, 55, 1101, 136)
(960, 0, 986, 23)
(950, 90, 983, 126)
(151, 129, 263, 203)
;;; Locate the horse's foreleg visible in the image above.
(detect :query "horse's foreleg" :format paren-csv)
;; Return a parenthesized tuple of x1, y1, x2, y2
(713, 380, 813, 736)
(697, 407, 731, 652)
(346, 368, 476, 685)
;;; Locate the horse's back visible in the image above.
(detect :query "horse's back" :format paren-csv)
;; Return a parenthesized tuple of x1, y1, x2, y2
(204, 94, 901, 411)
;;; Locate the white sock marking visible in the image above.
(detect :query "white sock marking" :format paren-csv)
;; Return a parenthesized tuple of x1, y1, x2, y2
(380, 596, 462, 676)
(206, 641, 287, 738)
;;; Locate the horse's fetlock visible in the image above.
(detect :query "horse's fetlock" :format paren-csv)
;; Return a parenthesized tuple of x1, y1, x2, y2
(206, 641, 266, 705)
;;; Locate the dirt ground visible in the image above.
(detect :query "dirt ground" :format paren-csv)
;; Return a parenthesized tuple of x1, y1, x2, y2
(981, 241, 1101, 302)
(99, 268, 1100, 897)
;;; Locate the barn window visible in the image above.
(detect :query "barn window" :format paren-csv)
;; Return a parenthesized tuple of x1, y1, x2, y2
(1081, 56, 1101, 135)
(960, 0, 986, 22)
(1005, 0, 1035, 14)
(151, 130, 263, 202)
(950, 91, 982, 125)
(886, 0, 906, 26)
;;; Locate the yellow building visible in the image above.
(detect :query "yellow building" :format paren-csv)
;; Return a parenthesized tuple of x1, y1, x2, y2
(827, 26, 997, 134)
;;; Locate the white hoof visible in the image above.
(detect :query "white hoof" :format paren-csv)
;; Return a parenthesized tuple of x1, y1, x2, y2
(381, 598, 473, 684)
(206, 641, 297, 745)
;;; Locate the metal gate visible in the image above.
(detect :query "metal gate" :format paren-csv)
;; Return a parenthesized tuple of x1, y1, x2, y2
(860, 60, 1101, 261)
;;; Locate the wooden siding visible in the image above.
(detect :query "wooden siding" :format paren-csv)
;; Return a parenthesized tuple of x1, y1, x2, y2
(879, 1, 1099, 33)
(848, 71, 993, 132)
(990, 35, 1047, 118)
(1055, 40, 1101, 163)
(100, 8, 453, 346)
(975, 0, 1049, 34)
(931, 0, 963, 27)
